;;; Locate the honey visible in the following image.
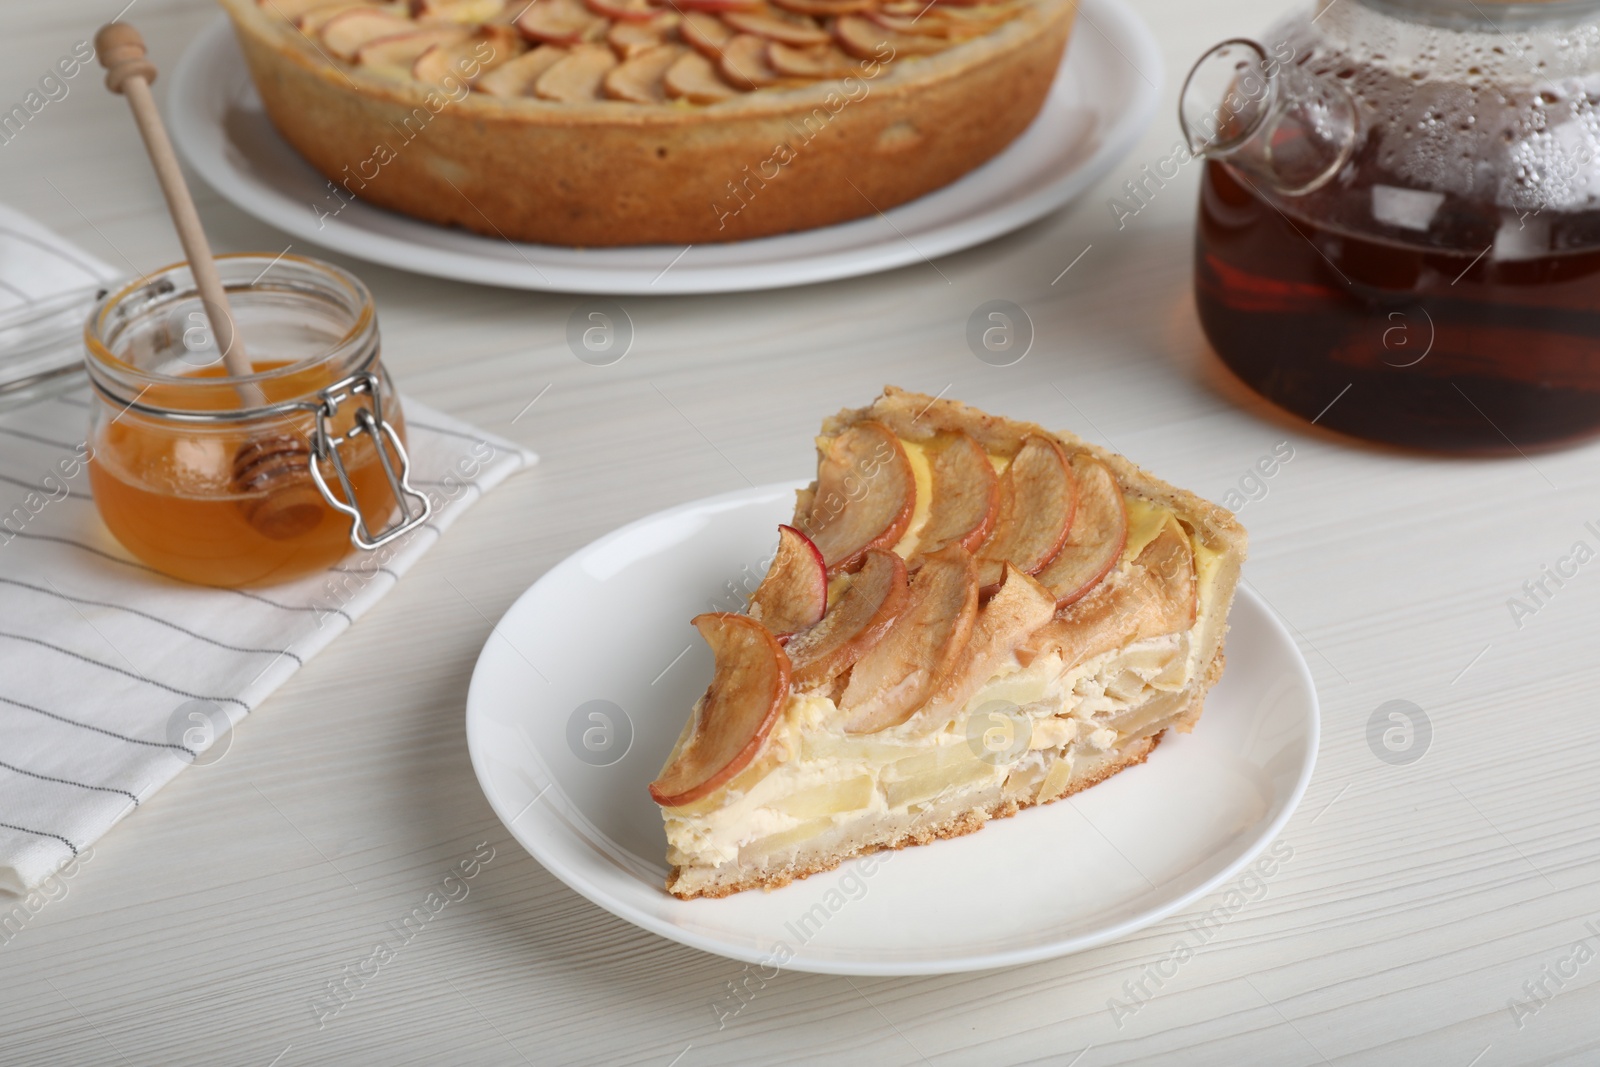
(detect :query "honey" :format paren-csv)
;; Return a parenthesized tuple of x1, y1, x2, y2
(89, 361, 407, 587)
(84, 253, 428, 588)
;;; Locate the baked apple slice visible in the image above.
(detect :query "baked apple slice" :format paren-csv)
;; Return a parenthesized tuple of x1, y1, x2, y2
(975, 435, 1077, 591)
(787, 547, 907, 689)
(297, 1, 406, 33)
(718, 33, 782, 88)
(516, 0, 606, 45)
(925, 3, 1015, 36)
(671, 0, 764, 11)
(1133, 516, 1199, 627)
(771, 0, 874, 14)
(1023, 516, 1196, 672)
(320, 8, 416, 58)
(840, 545, 978, 733)
(266, 0, 364, 18)
(649, 614, 791, 807)
(298, 2, 406, 31)
(412, 30, 520, 84)
(952, 3, 1027, 25)
(679, 11, 734, 57)
(766, 41, 857, 78)
(355, 25, 469, 78)
(603, 42, 685, 101)
(607, 13, 678, 57)
(864, 8, 950, 36)
(299, 4, 377, 33)
(1035, 454, 1128, 607)
(584, 0, 660, 20)
(747, 525, 828, 638)
(722, 10, 831, 45)
(834, 14, 948, 57)
(476, 45, 568, 95)
(663, 50, 736, 101)
(915, 431, 999, 557)
(917, 563, 1056, 731)
(799, 421, 915, 575)
(535, 43, 618, 100)
(409, 0, 505, 20)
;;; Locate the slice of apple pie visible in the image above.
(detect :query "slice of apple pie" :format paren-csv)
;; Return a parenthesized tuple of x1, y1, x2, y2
(650, 388, 1247, 899)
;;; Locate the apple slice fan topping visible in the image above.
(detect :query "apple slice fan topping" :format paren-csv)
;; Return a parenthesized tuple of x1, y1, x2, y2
(320, 10, 416, 60)
(798, 421, 915, 575)
(785, 546, 908, 689)
(1034, 453, 1129, 608)
(357, 26, 470, 80)
(746, 524, 828, 638)
(915, 431, 1000, 557)
(655, 413, 1168, 813)
(646, 391, 1245, 902)
(649, 614, 791, 807)
(270, 0, 1027, 105)
(974, 435, 1077, 592)
(916, 562, 1057, 732)
(840, 544, 980, 733)
(1023, 515, 1197, 672)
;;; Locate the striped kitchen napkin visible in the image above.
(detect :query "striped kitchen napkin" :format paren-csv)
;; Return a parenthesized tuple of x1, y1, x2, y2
(0, 200, 114, 317)
(0, 201, 120, 400)
(0, 210, 536, 895)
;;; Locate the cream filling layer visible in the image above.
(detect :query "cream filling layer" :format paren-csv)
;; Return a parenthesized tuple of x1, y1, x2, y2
(664, 596, 1208, 870)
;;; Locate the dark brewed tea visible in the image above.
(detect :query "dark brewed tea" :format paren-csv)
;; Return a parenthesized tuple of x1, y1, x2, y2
(1196, 159, 1600, 454)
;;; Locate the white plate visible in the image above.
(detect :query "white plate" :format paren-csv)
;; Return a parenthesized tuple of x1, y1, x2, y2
(167, 1, 1160, 295)
(465, 483, 1319, 975)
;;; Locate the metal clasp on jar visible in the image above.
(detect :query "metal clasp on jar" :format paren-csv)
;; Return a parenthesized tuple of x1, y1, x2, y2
(308, 371, 431, 550)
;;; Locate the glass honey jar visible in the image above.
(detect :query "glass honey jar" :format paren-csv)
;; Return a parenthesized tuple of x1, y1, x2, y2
(84, 253, 430, 587)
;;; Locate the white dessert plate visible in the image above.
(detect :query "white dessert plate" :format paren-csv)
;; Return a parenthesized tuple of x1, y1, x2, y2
(166, 0, 1160, 295)
(465, 482, 1319, 975)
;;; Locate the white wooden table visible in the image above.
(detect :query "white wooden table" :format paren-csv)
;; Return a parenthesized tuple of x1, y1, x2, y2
(4, 1, 1599, 1063)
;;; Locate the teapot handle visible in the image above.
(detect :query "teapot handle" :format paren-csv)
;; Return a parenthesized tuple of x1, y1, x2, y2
(1179, 38, 1358, 197)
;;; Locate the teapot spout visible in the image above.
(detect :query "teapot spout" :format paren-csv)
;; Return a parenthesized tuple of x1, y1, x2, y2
(1179, 38, 1357, 196)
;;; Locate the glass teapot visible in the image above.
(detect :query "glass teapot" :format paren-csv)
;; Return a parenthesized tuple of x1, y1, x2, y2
(1181, 0, 1600, 452)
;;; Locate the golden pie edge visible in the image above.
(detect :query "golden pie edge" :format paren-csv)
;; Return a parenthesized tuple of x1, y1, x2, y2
(216, 0, 1080, 245)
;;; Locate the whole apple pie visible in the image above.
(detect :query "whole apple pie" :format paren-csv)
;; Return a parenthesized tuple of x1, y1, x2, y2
(218, 0, 1078, 244)
(651, 388, 1247, 899)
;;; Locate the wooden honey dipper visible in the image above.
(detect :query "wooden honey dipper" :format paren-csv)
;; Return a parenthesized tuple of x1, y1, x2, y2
(97, 23, 325, 541)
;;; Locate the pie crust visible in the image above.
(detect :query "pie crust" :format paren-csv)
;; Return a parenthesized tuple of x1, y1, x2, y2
(653, 388, 1249, 899)
(216, 0, 1079, 245)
